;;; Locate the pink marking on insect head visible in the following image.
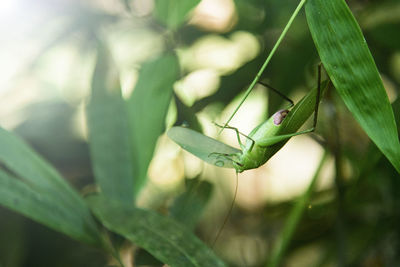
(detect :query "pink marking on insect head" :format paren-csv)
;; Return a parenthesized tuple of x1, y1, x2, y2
(273, 109, 289, 125)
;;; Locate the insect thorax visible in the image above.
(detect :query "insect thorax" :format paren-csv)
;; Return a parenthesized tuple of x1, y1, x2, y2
(233, 109, 290, 172)
(234, 145, 270, 172)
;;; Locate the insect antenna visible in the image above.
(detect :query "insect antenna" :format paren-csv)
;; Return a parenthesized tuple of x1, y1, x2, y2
(257, 81, 294, 108)
(211, 171, 239, 249)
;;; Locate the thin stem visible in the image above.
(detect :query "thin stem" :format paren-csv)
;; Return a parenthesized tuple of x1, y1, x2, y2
(220, 0, 308, 134)
(332, 97, 346, 266)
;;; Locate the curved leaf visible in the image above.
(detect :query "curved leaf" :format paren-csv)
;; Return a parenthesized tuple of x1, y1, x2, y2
(305, 0, 400, 173)
(88, 195, 226, 267)
(0, 128, 101, 245)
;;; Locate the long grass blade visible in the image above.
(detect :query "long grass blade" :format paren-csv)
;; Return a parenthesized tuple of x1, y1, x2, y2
(87, 43, 135, 203)
(305, 0, 400, 173)
(0, 128, 101, 245)
(127, 54, 179, 194)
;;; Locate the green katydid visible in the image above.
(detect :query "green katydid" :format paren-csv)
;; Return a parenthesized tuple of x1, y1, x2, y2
(167, 0, 327, 173)
(168, 66, 330, 173)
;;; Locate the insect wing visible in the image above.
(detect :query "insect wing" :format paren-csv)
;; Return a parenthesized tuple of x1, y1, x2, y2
(167, 126, 241, 168)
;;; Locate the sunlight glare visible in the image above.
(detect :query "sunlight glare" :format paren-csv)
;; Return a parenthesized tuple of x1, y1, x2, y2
(0, 0, 21, 19)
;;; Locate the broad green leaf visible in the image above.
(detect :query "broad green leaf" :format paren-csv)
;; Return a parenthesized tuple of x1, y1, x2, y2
(87, 44, 135, 203)
(305, 0, 400, 173)
(167, 126, 241, 169)
(0, 128, 101, 245)
(154, 0, 201, 29)
(88, 195, 226, 267)
(128, 54, 179, 194)
(170, 178, 213, 231)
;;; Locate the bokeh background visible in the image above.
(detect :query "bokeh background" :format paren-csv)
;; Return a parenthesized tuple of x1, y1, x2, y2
(0, 0, 400, 266)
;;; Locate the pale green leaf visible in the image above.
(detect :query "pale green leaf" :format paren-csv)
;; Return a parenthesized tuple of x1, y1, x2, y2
(87, 44, 135, 203)
(128, 54, 179, 194)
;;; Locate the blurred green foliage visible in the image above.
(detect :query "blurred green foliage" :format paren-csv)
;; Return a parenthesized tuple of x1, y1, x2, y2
(0, 0, 399, 266)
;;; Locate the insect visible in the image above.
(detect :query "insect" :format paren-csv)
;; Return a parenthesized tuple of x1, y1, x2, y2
(168, 65, 329, 173)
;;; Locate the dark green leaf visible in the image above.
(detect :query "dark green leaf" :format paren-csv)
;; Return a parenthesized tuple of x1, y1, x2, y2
(0, 128, 101, 245)
(88, 195, 226, 267)
(87, 44, 135, 203)
(128, 54, 179, 194)
(305, 0, 400, 173)
(170, 178, 213, 231)
(154, 0, 201, 29)
(134, 249, 163, 266)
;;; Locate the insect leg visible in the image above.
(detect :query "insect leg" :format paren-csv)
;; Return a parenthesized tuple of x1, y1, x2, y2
(208, 152, 243, 167)
(257, 81, 294, 108)
(258, 65, 324, 147)
(213, 122, 254, 150)
(257, 129, 314, 147)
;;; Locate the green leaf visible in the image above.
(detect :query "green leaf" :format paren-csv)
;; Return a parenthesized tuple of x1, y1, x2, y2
(170, 178, 213, 231)
(0, 128, 101, 245)
(87, 44, 135, 203)
(88, 195, 226, 267)
(154, 0, 201, 29)
(305, 0, 400, 173)
(128, 54, 179, 194)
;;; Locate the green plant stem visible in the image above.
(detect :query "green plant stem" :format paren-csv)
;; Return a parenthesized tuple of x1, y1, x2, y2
(220, 0, 308, 133)
(331, 98, 346, 266)
(267, 150, 328, 267)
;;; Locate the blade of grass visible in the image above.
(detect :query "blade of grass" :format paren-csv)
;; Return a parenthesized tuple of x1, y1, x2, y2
(87, 43, 135, 203)
(127, 54, 179, 194)
(267, 151, 328, 267)
(88, 194, 226, 267)
(0, 170, 101, 245)
(305, 0, 400, 173)
(0, 127, 101, 245)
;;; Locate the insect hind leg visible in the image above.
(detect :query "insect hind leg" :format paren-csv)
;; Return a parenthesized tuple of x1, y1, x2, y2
(257, 64, 325, 148)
